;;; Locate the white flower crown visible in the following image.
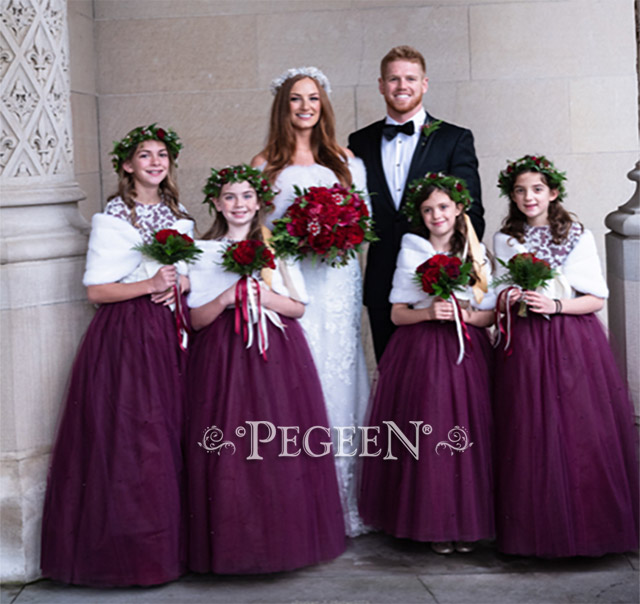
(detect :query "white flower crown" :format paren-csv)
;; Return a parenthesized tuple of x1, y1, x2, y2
(269, 66, 332, 96)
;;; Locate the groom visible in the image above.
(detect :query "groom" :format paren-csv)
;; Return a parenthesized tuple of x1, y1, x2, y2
(349, 45, 484, 362)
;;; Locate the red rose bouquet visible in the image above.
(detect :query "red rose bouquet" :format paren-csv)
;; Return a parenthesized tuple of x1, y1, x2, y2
(493, 253, 556, 354)
(270, 184, 377, 267)
(493, 252, 555, 317)
(415, 254, 472, 299)
(134, 229, 203, 351)
(134, 228, 203, 265)
(221, 239, 278, 360)
(221, 239, 276, 276)
(415, 254, 473, 364)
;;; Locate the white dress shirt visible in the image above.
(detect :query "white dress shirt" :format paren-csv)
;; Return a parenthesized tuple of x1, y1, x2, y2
(381, 107, 426, 209)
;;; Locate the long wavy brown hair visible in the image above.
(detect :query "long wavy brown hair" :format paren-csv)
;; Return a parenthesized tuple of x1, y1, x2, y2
(108, 142, 192, 227)
(500, 170, 581, 244)
(260, 74, 351, 187)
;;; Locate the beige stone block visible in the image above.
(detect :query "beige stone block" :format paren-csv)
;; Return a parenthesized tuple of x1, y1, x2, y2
(562, 152, 638, 238)
(68, 0, 93, 19)
(68, 9, 96, 94)
(256, 10, 362, 89)
(354, 85, 386, 130)
(95, 0, 353, 20)
(98, 89, 272, 174)
(1, 257, 88, 311)
(70, 93, 99, 175)
(455, 80, 571, 159)
(471, 1, 636, 80)
(1, 299, 93, 452)
(477, 154, 508, 246)
(570, 77, 639, 154)
(96, 15, 256, 94)
(358, 5, 469, 84)
(0, 452, 50, 582)
(332, 87, 357, 148)
(75, 172, 103, 220)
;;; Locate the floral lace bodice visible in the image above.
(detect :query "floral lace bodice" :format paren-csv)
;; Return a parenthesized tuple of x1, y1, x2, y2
(105, 197, 185, 243)
(522, 223, 582, 269)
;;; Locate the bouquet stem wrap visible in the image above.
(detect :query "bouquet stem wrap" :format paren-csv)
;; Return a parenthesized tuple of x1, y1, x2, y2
(451, 294, 472, 365)
(173, 277, 189, 351)
(233, 276, 285, 362)
(494, 286, 521, 354)
(222, 239, 283, 361)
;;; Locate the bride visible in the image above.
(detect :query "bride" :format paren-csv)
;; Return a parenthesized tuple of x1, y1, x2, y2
(252, 67, 370, 537)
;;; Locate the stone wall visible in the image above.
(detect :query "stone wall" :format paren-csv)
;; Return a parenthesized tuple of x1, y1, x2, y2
(88, 0, 639, 271)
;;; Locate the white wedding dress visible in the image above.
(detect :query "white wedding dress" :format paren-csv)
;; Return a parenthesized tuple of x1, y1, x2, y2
(267, 159, 371, 537)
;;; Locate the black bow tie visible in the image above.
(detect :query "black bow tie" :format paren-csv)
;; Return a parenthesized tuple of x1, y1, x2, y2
(382, 121, 415, 140)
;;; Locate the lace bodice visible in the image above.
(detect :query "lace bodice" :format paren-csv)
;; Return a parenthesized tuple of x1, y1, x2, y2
(105, 197, 186, 244)
(522, 223, 582, 269)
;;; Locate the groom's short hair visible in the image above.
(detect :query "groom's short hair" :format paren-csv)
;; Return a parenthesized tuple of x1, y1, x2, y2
(380, 46, 426, 77)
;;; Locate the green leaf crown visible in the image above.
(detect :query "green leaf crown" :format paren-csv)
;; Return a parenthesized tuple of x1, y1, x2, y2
(202, 164, 275, 212)
(403, 172, 472, 227)
(498, 154, 567, 200)
(111, 123, 182, 173)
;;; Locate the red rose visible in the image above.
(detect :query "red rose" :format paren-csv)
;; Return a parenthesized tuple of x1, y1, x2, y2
(345, 225, 364, 246)
(156, 128, 166, 140)
(309, 230, 335, 255)
(337, 205, 359, 226)
(444, 259, 461, 279)
(232, 241, 258, 265)
(429, 254, 450, 269)
(155, 229, 180, 244)
(180, 233, 194, 244)
(420, 267, 440, 294)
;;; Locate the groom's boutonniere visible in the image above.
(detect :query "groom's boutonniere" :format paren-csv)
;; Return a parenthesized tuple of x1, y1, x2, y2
(421, 119, 443, 140)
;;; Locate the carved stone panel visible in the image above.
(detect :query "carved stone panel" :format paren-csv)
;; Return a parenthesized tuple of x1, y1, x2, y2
(0, 0, 74, 180)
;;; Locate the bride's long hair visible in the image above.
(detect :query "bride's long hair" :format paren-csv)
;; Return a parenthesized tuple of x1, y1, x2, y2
(260, 74, 352, 187)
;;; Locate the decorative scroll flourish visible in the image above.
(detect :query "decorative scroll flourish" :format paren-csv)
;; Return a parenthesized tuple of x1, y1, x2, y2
(435, 425, 474, 456)
(198, 426, 236, 456)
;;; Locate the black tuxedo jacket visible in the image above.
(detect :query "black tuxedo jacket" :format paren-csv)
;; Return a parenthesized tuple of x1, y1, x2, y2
(348, 114, 484, 308)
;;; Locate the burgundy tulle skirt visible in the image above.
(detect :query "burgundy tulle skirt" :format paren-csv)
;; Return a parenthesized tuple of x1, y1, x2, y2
(494, 312, 639, 557)
(359, 321, 495, 542)
(40, 296, 187, 586)
(186, 309, 346, 574)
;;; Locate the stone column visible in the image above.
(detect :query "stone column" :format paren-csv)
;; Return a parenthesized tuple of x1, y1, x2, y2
(605, 162, 640, 419)
(0, 0, 92, 582)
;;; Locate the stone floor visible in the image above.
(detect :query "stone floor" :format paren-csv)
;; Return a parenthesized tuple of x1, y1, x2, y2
(1, 534, 638, 604)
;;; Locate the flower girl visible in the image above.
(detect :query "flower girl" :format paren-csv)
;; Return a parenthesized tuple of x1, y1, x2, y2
(359, 173, 495, 555)
(186, 165, 345, 574)
(41, 124, 193, 586)
(493, 154, 638, 557)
